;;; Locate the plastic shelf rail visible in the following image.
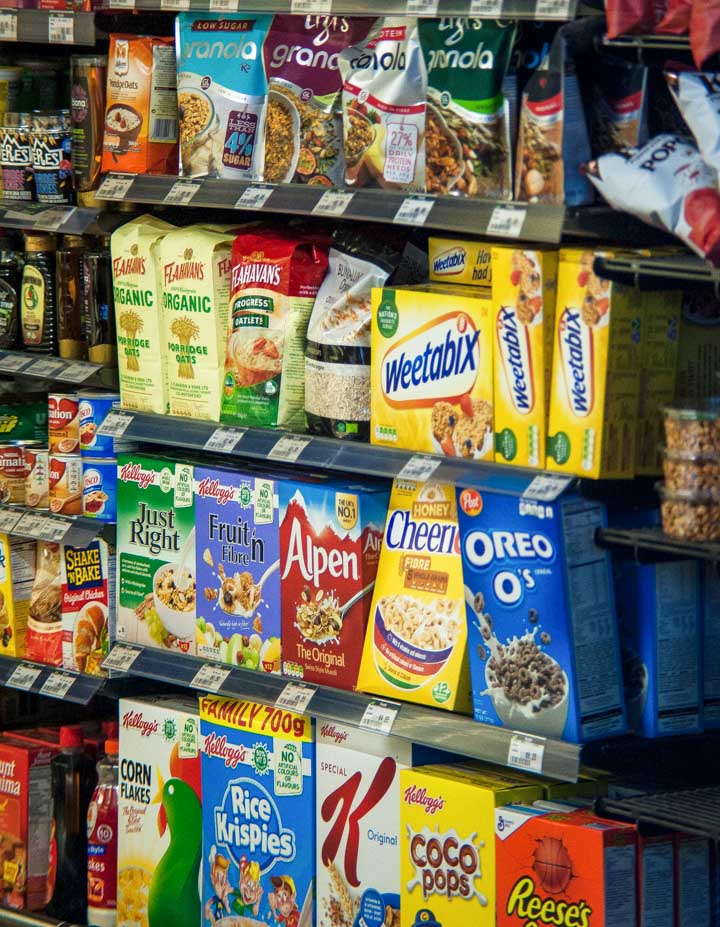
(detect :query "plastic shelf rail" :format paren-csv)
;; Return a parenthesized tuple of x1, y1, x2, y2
(595, 526, 720, 564)
(0, 504, 114, 547)
(0, 351, 118, 389)
(0, 655, 106, 705)
(0, 9, 96, 45)
(598, 786, 720, 840)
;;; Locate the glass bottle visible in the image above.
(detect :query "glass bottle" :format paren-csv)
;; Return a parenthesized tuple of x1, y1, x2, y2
(21, 232, 57, 354)
(56, 234, 87, 360)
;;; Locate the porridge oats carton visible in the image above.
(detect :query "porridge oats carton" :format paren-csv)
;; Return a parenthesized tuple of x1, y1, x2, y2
(428, 238, 493, 287)
(546, 249, 642, 479)
(279, 477, 388, 690)
(199, 694, 314, 927)
(456, 478, 627, 743)
(194, 463, 281, 673)
(492, 247, 558, 468)
(357, 480, 471, 712)
(117, 696, 202, 927)
(60, 538, 115, 676)
(116, 453, 196, 655)
(371, 285, 494, 459)
(0, 534, 34, 658)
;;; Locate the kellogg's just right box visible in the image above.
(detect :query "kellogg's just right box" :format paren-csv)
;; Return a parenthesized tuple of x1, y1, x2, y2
(428, 238, 493, 287)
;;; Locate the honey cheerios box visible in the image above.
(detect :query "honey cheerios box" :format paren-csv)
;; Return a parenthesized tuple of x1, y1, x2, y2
(370, 285, 493, 459)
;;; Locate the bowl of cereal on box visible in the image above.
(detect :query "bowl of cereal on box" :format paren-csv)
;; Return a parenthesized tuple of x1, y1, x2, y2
(153, 563, 197, 638)
(104, 104, 143, 153)
(264, 90, 301, 184)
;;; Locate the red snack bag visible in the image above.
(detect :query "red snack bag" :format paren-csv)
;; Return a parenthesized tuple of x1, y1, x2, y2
(656, 0, 692, 35)
(690, 0, 720, 68)
(605, 0, 666, 38)
(585, 135, 720, 265)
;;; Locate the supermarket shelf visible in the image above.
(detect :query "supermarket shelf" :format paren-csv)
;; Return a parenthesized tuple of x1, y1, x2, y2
(105, 644, 582, 780)
(0, 351, 118, 389)
(594, 252, 720, 289)
(0, 655, 106, 705)
(0, 203, 121, 237)
(602, 33, 691, 54)
(0, 504, 114, 547)
(0, 913, 76, 927)
(595, 526, 720, 564)
(0, 9, 97, 45)
(598, 787, 720, 840)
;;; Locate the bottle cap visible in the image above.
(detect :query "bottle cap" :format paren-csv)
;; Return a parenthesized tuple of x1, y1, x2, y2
(104, 738, 119, 756)
(59, 725, 84, 748)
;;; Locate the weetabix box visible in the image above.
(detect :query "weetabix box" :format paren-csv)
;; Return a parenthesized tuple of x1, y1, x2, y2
(428, 238, 493, 287)
(60, 538, 115, 675)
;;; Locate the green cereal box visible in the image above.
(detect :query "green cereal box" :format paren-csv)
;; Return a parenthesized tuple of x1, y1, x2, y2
(116, 453, 196, 655)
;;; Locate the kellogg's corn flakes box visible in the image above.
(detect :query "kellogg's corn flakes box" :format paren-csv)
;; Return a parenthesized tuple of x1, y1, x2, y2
(357, 480, 471, 712)
(371, 286, 494, 460)
(199, 694, 314, 927)
(546, 249, 642, 478)
(492, 247, 558, 468)
(428, 238, 493, 287)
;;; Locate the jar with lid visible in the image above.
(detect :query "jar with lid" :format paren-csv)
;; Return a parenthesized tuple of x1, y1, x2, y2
(0, 239, 23, 351)
(0, 113, 33, 202)
(21, 233, 57, 355)
(57, 235, 87, 360)
(30, 110, 74, 205)
(83, 238, 115, 366)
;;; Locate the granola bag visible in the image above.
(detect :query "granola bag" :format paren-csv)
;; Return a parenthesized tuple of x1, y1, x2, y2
(605, 0, 666, 38)
(262, 15, 376, 186)
(418, 17, 516, 199)
(690, 0, 720, 68)
(339, 17, 427, 191)
(585, 135, 720, 265)
(586, 58, 648, 155)
(176, 13, 272, 179)
(667, 71, 720, 171)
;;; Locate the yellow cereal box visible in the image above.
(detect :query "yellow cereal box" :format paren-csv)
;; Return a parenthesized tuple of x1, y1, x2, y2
(357, 479, 471, 712)
(492, 247, 558, 468)
(0, 533, 34, 657)
(371, 285, 494, 460)
(400, 763, 542, 927)
(428, 238, 493, 287)
(546, 249, 642, 479)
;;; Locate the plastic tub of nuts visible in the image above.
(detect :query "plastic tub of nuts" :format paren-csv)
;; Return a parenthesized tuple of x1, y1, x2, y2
(657, 483, 720, 541)
(663, 399, 720, 455)
(662, 447, 720, 500)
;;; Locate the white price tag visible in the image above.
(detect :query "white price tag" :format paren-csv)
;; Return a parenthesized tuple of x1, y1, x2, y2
(160, 0, 190, 8)
(48, 14, 74, 44)
(164, 181, 200, 206)
(535, 0, 571, 17)
(204, 427, 245, 454)
(522, 474, 573, 502)
(56, 361, 98, 383)
(312, 190, 354, 217)
(28, 358, 64, 378)
(97, 410, 133, 438)
(210, 0, 239, 9)
(397, 455, 441, 483)
(469, 0, 503, 13)
(37, 207, 74, 231)
(235, 185, 274, 211)
(487, 205, 527, 239)
(0, 12, 18, 41)
(508, 733, 545, 773)
(0, 354, 31, 373)
(191, 663, 231, 692)
(359, 699, 399, 735)
(393, 196, 434, 227)
(107, 0, 135, 8)
(0, 509, 21, 533)
(6, 663, 41, 691)
(291, 0, 332, 12)
(102, 644, 142, 673)
(16, 513, 70, 542)
(275, 682, 317, 714)
(268, 435, 311, 463)
(96, 174, 135, 201)
(406, 0, 438, 12)
(40, 671, 76, 700)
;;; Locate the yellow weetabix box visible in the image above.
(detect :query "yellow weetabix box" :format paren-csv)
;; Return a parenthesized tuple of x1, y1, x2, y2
(428, 238, 493, 287)
(546, 249, 642, 479)
(400, 763, 542, 927)
(0, 533, 34, 658)
(371, 285, 494, 460)
(492, 247, 558, 468)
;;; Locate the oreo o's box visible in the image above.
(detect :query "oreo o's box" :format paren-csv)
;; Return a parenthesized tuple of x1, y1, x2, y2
(456, 477, 627, 743)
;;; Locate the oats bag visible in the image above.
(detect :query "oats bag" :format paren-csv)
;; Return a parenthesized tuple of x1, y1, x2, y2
(666, 72, 720, 172)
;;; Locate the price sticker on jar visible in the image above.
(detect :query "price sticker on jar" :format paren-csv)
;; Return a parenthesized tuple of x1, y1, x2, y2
(0, 12, 18, 41)
(49, 14, 74, 44)
(97, 174, 135, 201)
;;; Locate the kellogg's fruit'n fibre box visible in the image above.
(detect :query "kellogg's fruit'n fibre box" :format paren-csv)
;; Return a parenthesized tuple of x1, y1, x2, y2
(199, 695, 314, 927)
(496, 807, 637, 927)
(0, 534, 34, 658)
(428, 238, 493, 287)
(60, 538, 115, 675)
(357, 480, 471, 713)
(400, 763, 542, 927)
(371, 285, 494, 460)
(456, 479, 627, 743)
(118, 696, 202, 927)
(492, 247, 558, 469)
(279, 477, 388, 690)
(546, 249, 642, 478)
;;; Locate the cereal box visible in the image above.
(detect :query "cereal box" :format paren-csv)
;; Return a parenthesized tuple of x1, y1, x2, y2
(357, 480, 471, 712)
(546, 249, 642, 478)
(428, 238, 493, 287)
(456, 479, 627, 742)
(199, 695, 314, 927)
(371, 285, 494, 459)
(702, 563, 720, 728)
(638, 832, 675, 927)
(60, 538, 115, 676)
(675, 291, 720, 402)
(118, 696, 202, 927)
(116, 454, 196, 654)
(0, 533, 34, 658)
(279, 477, 388, 690)
(400, 763, 542, 927)
(496, 808, 637, 927)
(492, 248, 558, 468)
(674, 833, 711, 927)
(194, 463, 281, 672)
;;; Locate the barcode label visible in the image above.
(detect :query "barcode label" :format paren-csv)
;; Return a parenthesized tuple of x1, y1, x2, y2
(0, 354, 31, 373)
(406, 0, 438, 12)
(393, 196, 434, 227)
(469, 0, 503, 13)
(0, 12, 18, 40)
(397, 455, 441, 483)
(102, 644, 142, 673)
(291, 0, 332, 12)
(508, 733, 545, 773)
(28, 358, 64, 378)
(210, 0, 240, 9)
(97, 410, 133, 438)
(535, 0, 571, 16)
(6, 664, 41, 691)
(359, 699, 399, 735)
(204, 427, 245, 454)
(37, 207, 74, 231)
(150, 118, 177, 143)
(275, 682, 316, 714)
(164, 181, 200, 206)
(0, 510, 21, 534)
(40, 672, 76, 700)
(235, 185, 274, 211)
(487, 205, 527, 239)
(522, 474, 573, 502)
(191, 663, 231, 693)
(312, 190, 354, 217)
(96, 174, 135, 201)
(16, 513, 71, 542)
(48, 14, 74, 44)
(56, 361, 98, 383)
(268, 435, 311, 463)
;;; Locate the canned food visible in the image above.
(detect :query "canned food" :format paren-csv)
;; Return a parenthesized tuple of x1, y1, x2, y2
(78, 392, 122, 457)
(48, 393, 80, 455)
(0, 442, 28, 504)
(24, 446, 49, 509)
(82, 458, 117, 522)
(49, 453, 82, 515)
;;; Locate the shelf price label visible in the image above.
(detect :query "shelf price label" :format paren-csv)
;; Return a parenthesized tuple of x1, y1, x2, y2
(56, 361, 99, 384)
(164, 181, 200, 206)
(397, 455, 441, 483)
(6, 663, 42, 691)
(359, 699, 399, 735)
(393, 196, 434, 227)
(191, 663, 231, 693)
(235, 185, 274, 211)
(40, 671, 76, 700)
(37, 207, 74, 231)
(469, 0, 503, 13)
(204, 427, 246, 454)
(97, 410, 134, 438)
(28, 357, 65, 378)
(102, 644, 142, 673)
(507, 733, 545, 773)
(49, 14, 74, 44)
(406, 0, 438, 13)
(16, 513, 71, 543)
(0, 510, 21, 534)
(291, 0, 332, 13)
(268, 435, 311, 463)
(275, 682, 317, 714)
(97, 174, 135, 201)
(535, 0, 571, 17)
(108, 0, 136, 8)
(209, 0, 239, 8)
(312, 190, 354, 217)
(160, 0, 190, 8)
(522, 474, 573, 503)
(486, 205, 527, 239)
(0, 12, 18, 41)
(0, 354, 31, 373)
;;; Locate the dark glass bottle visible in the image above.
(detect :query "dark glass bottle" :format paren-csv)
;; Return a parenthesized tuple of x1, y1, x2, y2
(84, 238, 115, 366)
(21, 232, 57, 354)
(57, 234, 87, 360)
(0, 243, 23, 350)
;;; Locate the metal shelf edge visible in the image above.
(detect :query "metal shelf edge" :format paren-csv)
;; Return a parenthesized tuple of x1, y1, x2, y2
(596, 527, 720, 564)
(0, 503, 115, 547)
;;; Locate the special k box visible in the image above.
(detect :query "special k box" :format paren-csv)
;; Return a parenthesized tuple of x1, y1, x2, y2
(370, 285, 494, 460)
(428, 238, 493, 287)
(492, 247, 558, 468)
(546, 249, 642, 479)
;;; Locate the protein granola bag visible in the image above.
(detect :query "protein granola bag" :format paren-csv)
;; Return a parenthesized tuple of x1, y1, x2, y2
(586, 58, 648, 155)
(585, 135, 720, 265)
(656, 0, 692, 34)
(690, 0, 720, 68)
(262, 15, 376, 186)
(339, 17, 427, 191)
(667, 71, 720, 170)
(176, 13, 272, 180)
(605, 0, 666, 38)
(418, 18, 516, 199)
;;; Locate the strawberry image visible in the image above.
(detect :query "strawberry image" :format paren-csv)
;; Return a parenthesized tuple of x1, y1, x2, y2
(460, 394, 474, 417)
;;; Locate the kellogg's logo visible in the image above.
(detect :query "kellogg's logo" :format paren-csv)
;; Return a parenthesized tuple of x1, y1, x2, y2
(558, 308, 593, 417)
(196, 477, 235, 506)
(121, 710, 159, 737)
(203, 731, 247, 768)
(320, 724, 348, 744)
(497, 307, 534, 415)
(403, 785, 445, 815)
(214, 778, 296, 873)
(432, 246, 466, 277)
(118, 462, 155, 489)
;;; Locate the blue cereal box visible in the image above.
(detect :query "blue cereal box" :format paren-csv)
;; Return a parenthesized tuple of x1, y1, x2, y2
(702, 563, 720, 729)
(199, 694, 315, 927)
(456, 480, 627, 743)
(195, 465, 281, 673)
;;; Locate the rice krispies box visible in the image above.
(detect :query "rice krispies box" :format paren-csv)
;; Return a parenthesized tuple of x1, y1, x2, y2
(199, 694, 314, 927)
(456, 478, 627, 743)
(280, 478, 388, 690)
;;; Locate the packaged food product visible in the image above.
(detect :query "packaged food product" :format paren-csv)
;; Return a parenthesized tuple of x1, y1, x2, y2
(662, 449, 719, 499)
(56, 236, 87, 360)
(428, 237, 493, 286)
(418, 18, 516, 198)
(674, 833, 712, 927)
(606, 0, 666, 38)
(0, 533, 34, 657)
(658, 483, 720, 541)
(0, 245, 22, 351)
(656, 0, 692, 34)
(702, 563, 720, 728)
(84, 244, 116, 366)
(0, 113, 33, 202)
(24, 541, 62, 666)
(357, 480, 471, 712)
(546, 249, 642, 479)
(116, 454, 196, 654)
(0, 399, 47, 443)
(194, 463, 281, 671)
(29, 110, 73, 206)
(664, 400, 720, 455)
(370, 284, 493, 459)
(82, 458, 117, 522)
(60, 538, 114, 675)
(48, 393, 79, 455)
(689, 0, 720, 68)
(20, 233, 57, 355)
(492, 247, 557, 468)
(0, 442, 28, 504)
(279, 476, 387, 690)
(24, 447, 49, 509)
(118, 696, 202, 927)
(666, 72, 720, 173)
(102, 35, 178, 175)
(586, 58, 648, 155)
(339, 18, 427, 192)
(49, 453, 82, 516)
(78, 391, 125, 457)
(0, 66, 20, 112)
(675, 297, 720, 401)
(221, 229, 330, 430)
(638, 832, 675, 927)
(70, 55, 107, 197)
(199, 694, 315, 927)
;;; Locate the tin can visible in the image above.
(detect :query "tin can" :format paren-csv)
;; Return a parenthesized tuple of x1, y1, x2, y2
(0, 113, 33, 202)
(48, 393, 80, 455)
(24, 446, 49, 509)
(0, 442, 29, 504)
(49, 453, 82, 515)
(81, 458, 116, 522)
(78, 392, 123, 457)
(30, 110, 73, 205)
